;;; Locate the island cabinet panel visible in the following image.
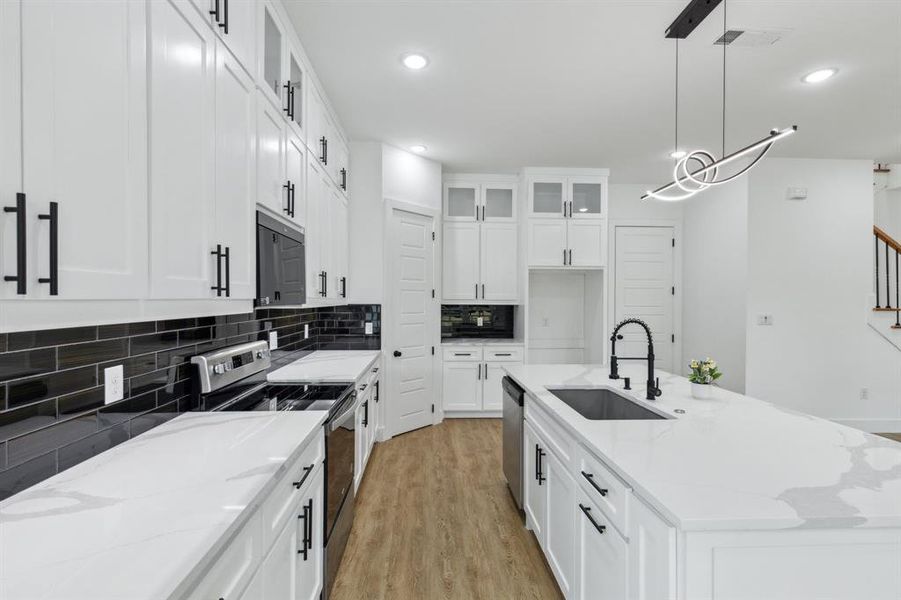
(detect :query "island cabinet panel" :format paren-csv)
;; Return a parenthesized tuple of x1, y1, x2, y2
(574, 486, 628, 600)
(523, 420, 547, 542)
(186, 512, 263, 600)
(544, 448, 577, 598)
(628, 496, 676, 600)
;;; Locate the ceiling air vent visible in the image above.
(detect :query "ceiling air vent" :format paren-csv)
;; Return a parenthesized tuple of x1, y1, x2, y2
(714, 29, 785, 47)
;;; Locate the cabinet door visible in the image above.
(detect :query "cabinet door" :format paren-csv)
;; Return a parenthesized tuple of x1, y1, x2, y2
(545, 449, 576, 598)
(191, 0, 255, 74)
(256, 92, 287, 217)
(529, 179, 566, 218)
(443, 222, 481, 301)
(0, 0, 20, 300)
(523, 421, 547, 542)
(258, 0, 286, 114)
(628, 497, 676, 600)
(260, 511, 300, 599)
(331, 137, 350, 191)
(575, 490, 628, 600)
(528, 220, 567, 267)
(322, 184, 338, 301)
(482, 362, 514, 411)
(22, 0, 147, 299)
(442, 362, 482, 411)
(332, 193, 349, 300)
(444, 183, 479, 222)
(305, 156, 323, 302)
(238, 569, 263, 600)
(569, 178, 606, 219)
(215, 41, 255, 300)
(149, 0, 216, 299)
(296, 467, 324, 600)
(285, 133, 306, 227)
(482, 184, 516, 221)
(567, 220, 606, 267)
(480, 223, 517, 301)
(285, 44, 305, 138)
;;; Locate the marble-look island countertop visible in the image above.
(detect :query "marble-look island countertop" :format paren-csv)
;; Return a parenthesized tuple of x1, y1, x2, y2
(441, 338, 524, 346)
(267, 350, 380, 383)
(0, 411, 328, 600)
(504, 364, 901, 532)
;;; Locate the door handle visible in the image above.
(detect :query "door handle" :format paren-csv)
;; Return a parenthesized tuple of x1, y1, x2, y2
(475, 283, 478, 299)
(224, 246, 230, 297)
(393, 350, 402, 357)
(37, 201, 58, 296)
(283, 82, 292, 116)
(4, 193, 26, 294)
(363, 400, 368, 426)
(210, 244, 223, 296)
(579, 503, 607, 535)
(477, 363, 481, 380)
(209, 0, 220, 23)
(292, 464, 315, 489)
(581, 471, 609, 496)
(218, 0, 228, 33)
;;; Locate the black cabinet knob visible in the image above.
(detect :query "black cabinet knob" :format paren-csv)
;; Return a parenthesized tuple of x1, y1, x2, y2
(393, 350, 402, 357)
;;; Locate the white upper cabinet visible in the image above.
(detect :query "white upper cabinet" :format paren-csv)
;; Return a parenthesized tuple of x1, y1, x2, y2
(569, 178, 605, 219)
(527, 220, 568, 267)
(567, 221, 606, 267)
(285, 132, 306, 227)
(189, 0, 255, 75)
(444, 182, 516, 222)
(258, 0, 286, 114)
(305, 156, 323, 302)
(483, 184, 516, 221)
(443, 222, 480, 301)
(331, 190, 348, 300)
(214, 41, 256, 299)
(480, 223, 518, 301)
(285, 44, 305, 138)
(9, 0, 148, 300)
(149, 0, 216, 299)
(529, 176, 606, 220)
(444, 183, 479, 221)
(529, 179, 566, 218)
(256, 91, 287, 217)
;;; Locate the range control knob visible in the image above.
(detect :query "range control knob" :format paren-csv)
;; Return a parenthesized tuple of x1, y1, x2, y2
(212, 363, 226, 375)
(256, 350, 266, 359)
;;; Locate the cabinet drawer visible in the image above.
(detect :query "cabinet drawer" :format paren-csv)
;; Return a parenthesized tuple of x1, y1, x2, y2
(577, 444, 631, 537)
(525, 396, 575, 466)
(442, 346, 483, 361)
(260, 430, 324, 548)
(187, 512, 262, 600)
(485, 346, 523, 362)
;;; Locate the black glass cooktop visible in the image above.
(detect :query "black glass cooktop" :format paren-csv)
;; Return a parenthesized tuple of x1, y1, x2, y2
(201, 375, 354, 415)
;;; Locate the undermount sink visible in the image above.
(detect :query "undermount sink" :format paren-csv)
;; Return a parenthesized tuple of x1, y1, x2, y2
(548, 388, 669, 420)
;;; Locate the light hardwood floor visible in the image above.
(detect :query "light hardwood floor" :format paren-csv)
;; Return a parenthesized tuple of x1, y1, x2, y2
(331, 419, 563, 600)
(879, 433, 901, 443)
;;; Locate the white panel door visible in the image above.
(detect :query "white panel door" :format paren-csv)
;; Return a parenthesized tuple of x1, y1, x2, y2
(482, 362, 512, 411)
(575, 490, 628, 600)
(296, 467, 324, 600)
(22, 0, 147, 299)
(480, 223, 518, 301)
(567, 220, 606, 267)
(305, 156, 323, 302)
(285, 132, 306, 227)
(523, 421, 547, 541)
(544, 449, 576, 598)
(442, 362, 481, 411)
(614, 226, 675, 371)
(256, 92, 287, 217)
(388, 209, 436, 436)
(528, 220, 567, 267)
(443, 222, 480, 301)
(214, 41, 255, 300)
(149, 0, 216, 299)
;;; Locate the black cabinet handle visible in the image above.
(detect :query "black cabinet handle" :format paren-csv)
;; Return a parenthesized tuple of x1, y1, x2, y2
(4, 193, 26, 294)
(210, 244, 223, 296)
(224, 246, 230, 297)
(283, 82, 292, 117)
(494, 353, 512, 357)
(568, 249, 572, 265)
(393, 350, 402, 357)
(209, 0, 220, 23)
(363, 399, 368, 427)
(475, 283, 478, 299)
(218, 0, 228, 33)
(293, 464, 314, 489)
(483, 363, 488, 379)
(482, 283, 485, 298)
(289, 85, 296, 121)
(581, 471, 609, 497)
(283, 180, 292, 215)
(340, 168, 347, 191)
(374, 381, 379, 403)
(290, 182, 296, 217)
(579, 503, 607, 535)
(37, 201, 58, 296)
(305, 498, 313, 550)
(477, 363, 481, 380)
(340, 276, 346, 298)
(537, 447, 546, 485)
(454, 352, 472, 356)
(297, 501, 310, 560)
(320, 136, 328, 164)
(319, 271, 327, 297)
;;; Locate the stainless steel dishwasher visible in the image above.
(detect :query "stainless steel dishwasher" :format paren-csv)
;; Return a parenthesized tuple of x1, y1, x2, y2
(502, 376, 525, 511)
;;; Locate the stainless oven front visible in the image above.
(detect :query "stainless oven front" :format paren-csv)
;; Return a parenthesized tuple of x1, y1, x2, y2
(324, 390, 356, 599)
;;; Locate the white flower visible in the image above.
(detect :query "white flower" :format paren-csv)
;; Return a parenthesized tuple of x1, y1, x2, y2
(690, 360, 699, 369)
(708, 360, 717, 369)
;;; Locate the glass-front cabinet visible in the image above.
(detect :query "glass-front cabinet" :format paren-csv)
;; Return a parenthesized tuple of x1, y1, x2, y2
(530, 179, 566, 217)
(483, 184, 515, 220)
(259, 2, 285, 111)
(529, 176, 606, 219)
(444, 181, 516, 222)
(445, 184, 478, 220)
(286, 47, 305, 136)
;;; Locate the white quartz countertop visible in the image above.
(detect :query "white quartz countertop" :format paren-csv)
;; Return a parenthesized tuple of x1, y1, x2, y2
(0, 411, 327, 600)
(267, 350, 380, 384)
(504, 364, 901, 532)
(441, 338, 523, 346)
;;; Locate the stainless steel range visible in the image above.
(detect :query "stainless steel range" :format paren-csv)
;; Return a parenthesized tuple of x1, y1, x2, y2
(190, 341, 357, 599)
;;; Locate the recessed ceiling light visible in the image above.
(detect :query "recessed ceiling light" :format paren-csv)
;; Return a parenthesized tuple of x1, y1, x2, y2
(670, 150, 687, 159)
(802, 68, 837, 84)
(409, 144, 427, 153)
(401, 53, 429, 70)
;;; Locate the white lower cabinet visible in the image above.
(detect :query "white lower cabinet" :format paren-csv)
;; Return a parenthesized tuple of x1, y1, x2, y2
(523, 420, 547, 542)
(544, 449, 576, 598)
(628, 493, 676, 600)
(354, 361, 381, 491)
(442, 345, 523, 415)
(575, 488, 628, 600)
(527, 218, 607, 268)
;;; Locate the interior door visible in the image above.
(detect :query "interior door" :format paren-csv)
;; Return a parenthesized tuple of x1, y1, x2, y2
(614, 226, 675, 371)
(528, 220, 566, 267)
(23, 0, 148, 299)
(567, 221, 606, 267)
(214, 41, 255, 299)
(480, 222, 518, 301)
(388, 208, 436, 436)
(443, 222, 480, 301)
(149, 0, 216, 299)
(442, 362, 481, 411)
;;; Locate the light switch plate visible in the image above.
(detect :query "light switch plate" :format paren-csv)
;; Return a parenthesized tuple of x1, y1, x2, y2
(365, 322, 373, 335)
(269, 331, 279, 350)
(477, 316, 484, 327)
(304, 323, 309, 339)
(757, 314, 774, 326)
(104, 365, 124, 405)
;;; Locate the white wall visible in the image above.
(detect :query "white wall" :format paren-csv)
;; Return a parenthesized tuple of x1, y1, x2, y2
(681, 179, 749, 393)
(382, 145, 442, 211)
(746, 158, 901, 430)
(874, 164, 901, 241)
(609, 184, 685, 222)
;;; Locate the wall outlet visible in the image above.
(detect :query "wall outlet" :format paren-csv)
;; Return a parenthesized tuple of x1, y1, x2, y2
(860, 387, 869, 400)
(365, 322, 373, 335)
(104, 365, 124, 405)
(756, 314, 774, 326)
(477, 316, 484, 327)
(269, 331, 279, 350)
(786, 187, 808, 200)
(304, 323, 309, 339)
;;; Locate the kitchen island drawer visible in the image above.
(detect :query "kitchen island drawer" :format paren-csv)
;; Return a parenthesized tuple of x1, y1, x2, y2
(442, 346, 484, 361)
(577, 443, 631, 537)
(485, 346, 523, 362)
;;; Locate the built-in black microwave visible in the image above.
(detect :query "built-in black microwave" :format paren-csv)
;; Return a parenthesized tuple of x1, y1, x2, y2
(256, 211, 305, 306)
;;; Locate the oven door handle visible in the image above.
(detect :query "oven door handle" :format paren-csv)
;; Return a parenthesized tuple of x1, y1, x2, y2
(330, 393, 358, 431)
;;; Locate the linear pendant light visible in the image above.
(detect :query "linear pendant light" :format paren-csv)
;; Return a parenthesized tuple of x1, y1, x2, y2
(643, 0, 797, 201)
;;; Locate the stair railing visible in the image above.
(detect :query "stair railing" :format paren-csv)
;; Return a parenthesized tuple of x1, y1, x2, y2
(874, 226, 901, 328)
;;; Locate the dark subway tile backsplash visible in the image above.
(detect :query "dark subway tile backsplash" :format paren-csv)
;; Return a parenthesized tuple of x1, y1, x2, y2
(0, 304, 380, 501)
(441, 305, 515, 339)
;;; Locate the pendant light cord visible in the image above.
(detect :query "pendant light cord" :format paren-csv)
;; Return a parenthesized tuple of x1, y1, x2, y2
(675, 38, 680, 158)
(722, 0, 727, 157)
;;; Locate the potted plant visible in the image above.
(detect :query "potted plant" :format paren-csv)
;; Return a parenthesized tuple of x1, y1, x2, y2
(688, 358, 721, 399)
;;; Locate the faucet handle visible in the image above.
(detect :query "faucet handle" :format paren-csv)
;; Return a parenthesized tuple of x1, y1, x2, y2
(653, 377, 662, 397)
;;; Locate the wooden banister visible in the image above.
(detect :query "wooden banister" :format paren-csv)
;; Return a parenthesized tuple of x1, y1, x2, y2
(874, 226, 901, 254)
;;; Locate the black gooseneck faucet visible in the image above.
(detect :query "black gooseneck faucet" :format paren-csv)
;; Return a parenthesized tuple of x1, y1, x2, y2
(609, 318, 662, 401)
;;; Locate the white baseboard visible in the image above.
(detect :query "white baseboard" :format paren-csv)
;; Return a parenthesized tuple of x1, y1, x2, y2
(832, 418, 901, 434)
(444, 411, 502, 419)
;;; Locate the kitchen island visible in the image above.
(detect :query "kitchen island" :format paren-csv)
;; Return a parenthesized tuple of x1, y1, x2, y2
(504, 363, 901, 600)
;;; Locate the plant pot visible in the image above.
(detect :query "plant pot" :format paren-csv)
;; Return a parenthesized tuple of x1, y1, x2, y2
(691, 382, 713, 399)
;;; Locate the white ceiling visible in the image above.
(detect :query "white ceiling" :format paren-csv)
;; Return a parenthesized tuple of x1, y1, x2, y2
(284, 0, 901, 183)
